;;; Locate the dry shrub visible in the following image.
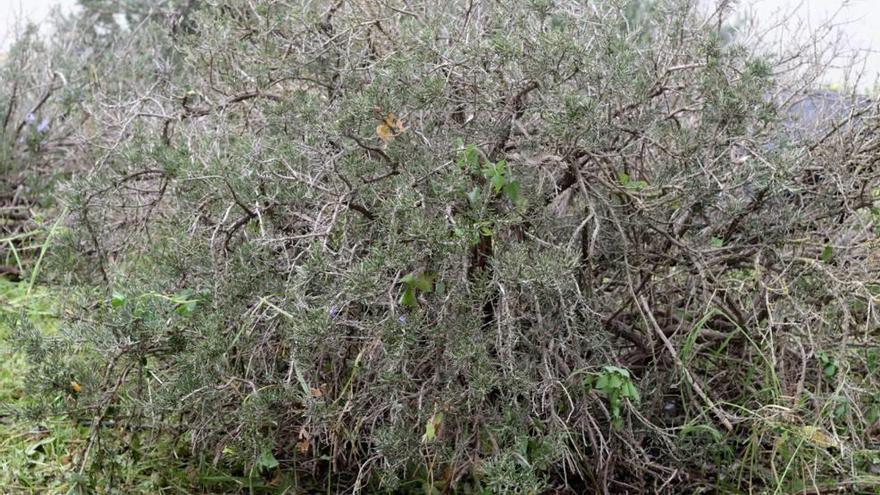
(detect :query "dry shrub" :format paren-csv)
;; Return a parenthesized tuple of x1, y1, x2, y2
(7, 0, 880, 492)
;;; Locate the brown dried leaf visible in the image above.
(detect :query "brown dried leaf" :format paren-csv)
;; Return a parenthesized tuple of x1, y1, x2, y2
(296, 439, 310, 454)
(376, 112, 405, 143)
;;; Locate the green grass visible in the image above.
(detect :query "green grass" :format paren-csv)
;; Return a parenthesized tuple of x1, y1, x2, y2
(0, 279, 191, 494)
(0, 278, 313, 495)
(0, 278, 82, 494)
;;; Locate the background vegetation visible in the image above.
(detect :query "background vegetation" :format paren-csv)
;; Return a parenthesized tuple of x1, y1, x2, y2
(2, 0, 880, 493)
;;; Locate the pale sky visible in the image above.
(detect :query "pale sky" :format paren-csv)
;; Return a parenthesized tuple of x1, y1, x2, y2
(1, 0, 878, 86)
(0, 0, 78, 50)
(729, 0, 880, 88)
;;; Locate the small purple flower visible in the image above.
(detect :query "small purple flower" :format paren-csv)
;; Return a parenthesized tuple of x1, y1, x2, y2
(397, 315, 407, 325)
(36, 117, 49, 133)
(328, 305, 339, 319)
(25, 113, 36, 124)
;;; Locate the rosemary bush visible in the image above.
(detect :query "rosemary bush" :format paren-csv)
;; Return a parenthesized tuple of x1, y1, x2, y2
(6, 0, 880, 492)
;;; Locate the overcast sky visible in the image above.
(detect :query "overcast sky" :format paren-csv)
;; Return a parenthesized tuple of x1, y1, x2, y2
(0, 0, 78, 49)
(730, 0, 880, 88)
(1, 0, 878, 86)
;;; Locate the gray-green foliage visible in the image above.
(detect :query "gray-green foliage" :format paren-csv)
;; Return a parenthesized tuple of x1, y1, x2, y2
(7, 0, 880, 492)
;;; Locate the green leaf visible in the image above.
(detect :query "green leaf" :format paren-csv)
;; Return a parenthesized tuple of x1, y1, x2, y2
(867, 405, 880, 424)
(604, 366, 629, 377)
(483, 160, 509, 194)
(413, 273, 435, 293)
(606, 374, 622, 389)
(867, 350, 879, 373)
(617, 171, 630, 185)
(582, 375, 594, 390)
(399, 286, 418, 308)
(481, 163, 495, 180)
(256, 447, 278, 471)
(822, 362, 837, 379)
(176, 300, 198, 316)
(110, 292, 126, 308)
(626, 179, 649, 191)
(174, 289, 193, 299)
(423, 420, 435, 443)
(466, 186, 482, 205)
(399, 272, 434, 305)
(490, 171, 506, 193)
(710, 236, 724, 248)
(421, 411, 443, 443)
(821, 244, 833, 263)
(503, 180, 520, 203)
(464, 144, 479, 171)
(608, 393, 620, 409)
(623, 382, 639, 401)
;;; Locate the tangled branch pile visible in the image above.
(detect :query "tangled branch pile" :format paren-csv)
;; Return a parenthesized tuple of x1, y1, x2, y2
(7, 0, 880, 492)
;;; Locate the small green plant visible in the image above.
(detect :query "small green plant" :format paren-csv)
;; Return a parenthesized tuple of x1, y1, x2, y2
(458, 143, 522, 205)
(252, 446, 279, 475)
(588, 366, 640, 428)
(109, 289, 203, 316)
(617, 171, 649, 191)
(399, 272, 435, 308)
(820, 243, 834, 263)
(457, 142, 480, 174)
(482, 160, 521, 204)
(421, 410, 444, 443)
(864, 395, 880, 424)
(817, 351, 838, 380)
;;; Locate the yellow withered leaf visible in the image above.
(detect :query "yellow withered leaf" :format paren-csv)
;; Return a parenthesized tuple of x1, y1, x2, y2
(421, 411, 444, 444)
(797, 425, 836, 448)
(70, 381, 82, 393)
(376, 123, 394, 142)
(376, 112, 405, 143)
